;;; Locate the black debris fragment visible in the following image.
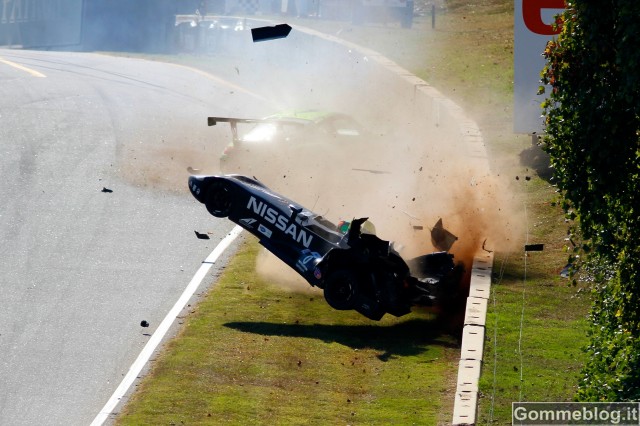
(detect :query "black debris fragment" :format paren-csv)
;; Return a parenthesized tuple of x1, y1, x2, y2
(195, 231, 210, 240)
(430, 218, 458, 252)
(140, 320, 149, 327)
(251, 24, 292, 42)
(101, 187, 113, 193)
(524, 244, 544, 252)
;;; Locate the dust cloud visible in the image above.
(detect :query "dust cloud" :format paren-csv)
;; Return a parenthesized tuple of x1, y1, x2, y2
(111, 21, 523, 292)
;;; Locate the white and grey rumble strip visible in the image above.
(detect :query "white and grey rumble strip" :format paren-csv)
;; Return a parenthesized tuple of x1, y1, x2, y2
(453, 253, 494, 425)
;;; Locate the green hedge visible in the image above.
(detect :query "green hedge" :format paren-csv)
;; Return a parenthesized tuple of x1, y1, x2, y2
(541, 0, 640, 401)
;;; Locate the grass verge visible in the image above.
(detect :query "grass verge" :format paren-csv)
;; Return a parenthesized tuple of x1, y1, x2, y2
(117, 239, 459, 425)
(116, 1, 591, 424)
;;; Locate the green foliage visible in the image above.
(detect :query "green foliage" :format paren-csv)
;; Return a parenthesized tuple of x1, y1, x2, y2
(541, 0, 640, 400)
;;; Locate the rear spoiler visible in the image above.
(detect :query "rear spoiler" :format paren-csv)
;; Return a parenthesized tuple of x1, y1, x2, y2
(208, 116, 262, 142)
(208, 116, 308, 142)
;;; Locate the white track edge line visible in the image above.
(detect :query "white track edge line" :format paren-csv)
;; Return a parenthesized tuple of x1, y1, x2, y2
(91, 225, 243, 426)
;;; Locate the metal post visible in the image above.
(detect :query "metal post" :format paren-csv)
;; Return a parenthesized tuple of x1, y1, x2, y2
(432, 3, 436, 29)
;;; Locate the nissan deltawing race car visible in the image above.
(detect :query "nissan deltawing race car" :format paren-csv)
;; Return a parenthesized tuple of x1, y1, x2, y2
(188, 174, 464, 321)
(211, 111, 369, 174)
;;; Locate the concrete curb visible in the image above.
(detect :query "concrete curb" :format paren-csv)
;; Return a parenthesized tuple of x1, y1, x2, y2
(453, 252, 494, 425)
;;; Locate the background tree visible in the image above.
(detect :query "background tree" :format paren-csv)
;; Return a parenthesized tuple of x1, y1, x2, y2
(541, 0, 640, 400)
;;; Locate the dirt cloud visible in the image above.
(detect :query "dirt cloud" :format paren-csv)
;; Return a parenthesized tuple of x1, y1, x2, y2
(114, 25, 524, 292)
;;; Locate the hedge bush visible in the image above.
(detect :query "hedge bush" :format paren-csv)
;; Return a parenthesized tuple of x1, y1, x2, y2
(540, 0, 640, 400)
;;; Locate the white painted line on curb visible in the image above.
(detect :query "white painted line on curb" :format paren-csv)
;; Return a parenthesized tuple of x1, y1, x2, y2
(453, 252, 494, 425)
(91, 225, 243, 426)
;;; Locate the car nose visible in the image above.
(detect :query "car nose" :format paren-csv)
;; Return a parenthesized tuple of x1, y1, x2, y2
(188, 175, 207, 203)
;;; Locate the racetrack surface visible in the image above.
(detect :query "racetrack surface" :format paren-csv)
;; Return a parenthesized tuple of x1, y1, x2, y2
(0, 49, 264, 425)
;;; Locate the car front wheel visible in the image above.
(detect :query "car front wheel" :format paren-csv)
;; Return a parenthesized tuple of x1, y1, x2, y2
(205, 180, 232, 217)
(323, 269, 361, 311)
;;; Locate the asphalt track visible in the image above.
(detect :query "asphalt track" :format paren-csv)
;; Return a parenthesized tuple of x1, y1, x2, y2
(0, 49, 265, 425)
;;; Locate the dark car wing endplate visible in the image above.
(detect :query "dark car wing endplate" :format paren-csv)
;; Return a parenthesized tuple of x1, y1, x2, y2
(208, 117, 264, 143)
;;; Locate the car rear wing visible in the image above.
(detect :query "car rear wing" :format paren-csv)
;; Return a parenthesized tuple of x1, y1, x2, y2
(208, 117, 263, 143)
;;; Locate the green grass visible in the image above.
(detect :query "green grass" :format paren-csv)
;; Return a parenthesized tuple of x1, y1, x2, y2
(115, 1, 592, 424)
(118, 240, 459, 425)
(475, 177, 590, 424)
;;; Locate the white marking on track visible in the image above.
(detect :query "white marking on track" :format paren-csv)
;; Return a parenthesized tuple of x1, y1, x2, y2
(91, 225, 243, 426)
(0, 56, 46, 78)
(169, 62, 268, 102)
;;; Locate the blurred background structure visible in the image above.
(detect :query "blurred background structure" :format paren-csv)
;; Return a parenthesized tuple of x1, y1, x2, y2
(0, 0, 418, 52)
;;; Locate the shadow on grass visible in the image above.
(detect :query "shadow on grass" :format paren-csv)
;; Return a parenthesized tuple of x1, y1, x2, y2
(519, 144, 553, 181)
(224, 318, 458, 361)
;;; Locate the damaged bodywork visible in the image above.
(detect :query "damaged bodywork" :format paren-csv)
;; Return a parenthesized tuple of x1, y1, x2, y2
(188, 174, 463, 320)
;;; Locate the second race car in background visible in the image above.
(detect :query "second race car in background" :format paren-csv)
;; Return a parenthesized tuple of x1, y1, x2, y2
(212, 110, 369, 175)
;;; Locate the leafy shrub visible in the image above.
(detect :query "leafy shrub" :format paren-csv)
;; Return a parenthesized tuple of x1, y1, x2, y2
(541, 0, 640, 401)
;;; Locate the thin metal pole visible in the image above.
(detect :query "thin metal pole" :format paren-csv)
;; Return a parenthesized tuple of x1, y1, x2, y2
(432, 3, 436, 29)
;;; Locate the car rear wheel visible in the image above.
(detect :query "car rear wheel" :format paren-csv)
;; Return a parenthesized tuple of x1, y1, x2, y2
(323, 269, 361, 310)
(205, 180, 232, 217)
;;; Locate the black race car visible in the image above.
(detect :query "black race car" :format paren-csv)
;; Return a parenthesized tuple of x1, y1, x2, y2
(188, 174, 463, 320)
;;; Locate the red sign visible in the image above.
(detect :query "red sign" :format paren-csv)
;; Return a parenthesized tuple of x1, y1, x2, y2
(522, 0, 565, 35)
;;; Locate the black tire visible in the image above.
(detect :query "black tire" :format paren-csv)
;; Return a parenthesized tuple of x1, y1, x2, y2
(204, 180, 232, 217)
(323, 269, 361, 311)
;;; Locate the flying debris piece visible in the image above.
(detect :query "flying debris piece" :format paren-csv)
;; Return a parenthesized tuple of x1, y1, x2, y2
(482, 238, 493, 253)
(524, 243, 544, 252)
(351, 168, 391, 175)
(251, 24, 292, 42)
(101, 187, 113, 193)
(187, 167, 201, 174)
(140, 320, 149, 327)
(194, 231, 210, 240)
(430, 218, 458, 252)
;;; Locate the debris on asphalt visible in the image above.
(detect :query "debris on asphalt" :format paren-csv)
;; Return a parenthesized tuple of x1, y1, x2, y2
(195, 231, 210, 240)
